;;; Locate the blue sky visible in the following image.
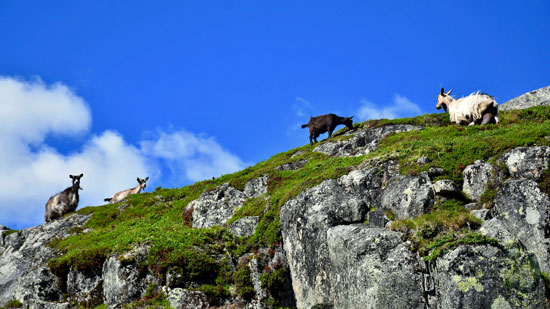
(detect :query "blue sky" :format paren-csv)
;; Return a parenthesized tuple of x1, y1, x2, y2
(1, 1, 549, 228)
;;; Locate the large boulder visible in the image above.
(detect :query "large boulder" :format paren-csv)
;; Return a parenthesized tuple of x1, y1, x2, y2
(244, 175, 268, 198)
(380, 172, 435, 219)
(190, 183, 247, 228)
(463, 160, 497, 201)
(102, 246, 155, 305)
(327, 225, 425, 309)
(228, 216, 260, 237)
(493, 179, 550, 272)
(499, 85, 550, 111)
(314, 124, 423, 157)
(0, 214, 90, 306)
(66, 270, 103, 305)
(280, 166, 382, 308)
(166, 288, 210, 309)
(433, 245, 547, 308)
(499, 146, 550, 181)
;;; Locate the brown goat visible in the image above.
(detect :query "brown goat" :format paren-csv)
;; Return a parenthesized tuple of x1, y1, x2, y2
(301, 114, 354, 145)
(45, 173, 83, 222)
(104, 177, 148, 204)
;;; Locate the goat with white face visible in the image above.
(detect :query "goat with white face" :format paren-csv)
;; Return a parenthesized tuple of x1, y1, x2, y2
(436, 88, 499, 126)
(45, 173, 83, 222)
(104, 177, 149, 203)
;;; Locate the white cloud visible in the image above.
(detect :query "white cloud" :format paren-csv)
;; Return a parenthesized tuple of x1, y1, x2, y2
(0, 76, 246, 229)
(357, 94, 422, 121)
(293, 96, 314, 118)
(141, 130, 248, 182)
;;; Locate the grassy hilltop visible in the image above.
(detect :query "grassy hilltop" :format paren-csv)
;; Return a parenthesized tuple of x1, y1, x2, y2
(47, 105, 550, 306)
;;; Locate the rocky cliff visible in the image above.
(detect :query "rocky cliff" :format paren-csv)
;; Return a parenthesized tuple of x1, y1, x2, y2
(1, 86, 550, 308)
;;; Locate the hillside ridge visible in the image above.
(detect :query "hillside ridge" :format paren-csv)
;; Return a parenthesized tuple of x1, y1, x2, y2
(1, 85, 550, 308)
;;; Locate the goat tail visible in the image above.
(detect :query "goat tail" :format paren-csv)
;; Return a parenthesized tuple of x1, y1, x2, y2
(104, 198, 112, 202)
(301, 124, 308, 128)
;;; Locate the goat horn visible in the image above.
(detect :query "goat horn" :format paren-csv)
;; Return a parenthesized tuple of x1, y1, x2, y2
(446, 89, 453, 95)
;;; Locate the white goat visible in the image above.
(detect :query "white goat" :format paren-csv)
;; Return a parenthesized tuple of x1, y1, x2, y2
(104, 177, 149, 203)
(436, 88, 499, 126)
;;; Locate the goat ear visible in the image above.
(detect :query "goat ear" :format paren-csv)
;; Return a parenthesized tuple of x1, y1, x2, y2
(446, 89, 453, 95)
(440, 88, 445, 95)
(70, 175, 74, 179)
(79, 173, 83, 178)
(137, 177, 141, 183)
(145, 177, 149, 181)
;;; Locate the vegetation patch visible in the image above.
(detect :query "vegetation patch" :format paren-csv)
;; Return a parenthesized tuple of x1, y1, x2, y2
(260, 267, 291, 306)
(233, 260, 256, 300)
(2, 300, 23, 308)
(122, 283, 170, 308)
(367, 106, 550, 186)
(390, 199, 496, 260)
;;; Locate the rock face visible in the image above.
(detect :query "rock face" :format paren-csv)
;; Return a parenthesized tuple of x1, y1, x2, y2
(275, 159, 308, 171)
(493, 179, 550, 272)
(380, 172, 435, 219)
(190, 183, 248, 228)
(280, 166, 383, 308)
(244, 175, 268, 198)
(228, 216, 260, 237)
(433, 245, 547, 309)
(433, 179, 459, 196)
(103, 246, 155, 305)
(0, 214, 90, 306)
(313, 124, 423, 157)
(463, 160, 497, 201)
(500, 146, 550, 181)
(327, 225, 425, 309)
(500, 85, 550, 111)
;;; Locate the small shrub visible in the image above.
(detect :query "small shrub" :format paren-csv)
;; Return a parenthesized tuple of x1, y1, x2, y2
(4, 299, 23, 308)
(233, 263, 255, 300)
(384, 210, 396, 221)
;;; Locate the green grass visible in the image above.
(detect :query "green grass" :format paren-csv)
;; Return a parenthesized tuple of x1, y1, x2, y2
(2, 300, 23, 308)
(365, 106, 550, 186)
(46, 105, 550, 303)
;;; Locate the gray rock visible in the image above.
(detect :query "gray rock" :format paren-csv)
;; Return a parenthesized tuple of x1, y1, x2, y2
(280, 167, 382, 308)
(25, 299, 71, 309)
(433, 180, 459, 196)
(66, 270, 102, 305)
(463, 160, 497, 201)
(0, 214, 90, 306)
(102, 246, 155, 305)
(433, 245, 547, 309)
(190, 183, 247, 228)
(428, 167, 445, 179)
(471, 209, 492, 221)
(479, 218, 516, 245)
(493, 179, 550, 272)
(228, 216, 260, 237)
(244, 175, 268, 198)
(327, 225, 425, 309)
(314, 125, 423, 157)
(499, 85, 550, 111)
(417, 156, 431, 164)
(465, 202, 479, 210)
(380, 172, 435, 219)
(500, 146, 550, 181)
(166, 288, 210, 309)
(275, 159, 309, 171)
(366, 210, 388, 228)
